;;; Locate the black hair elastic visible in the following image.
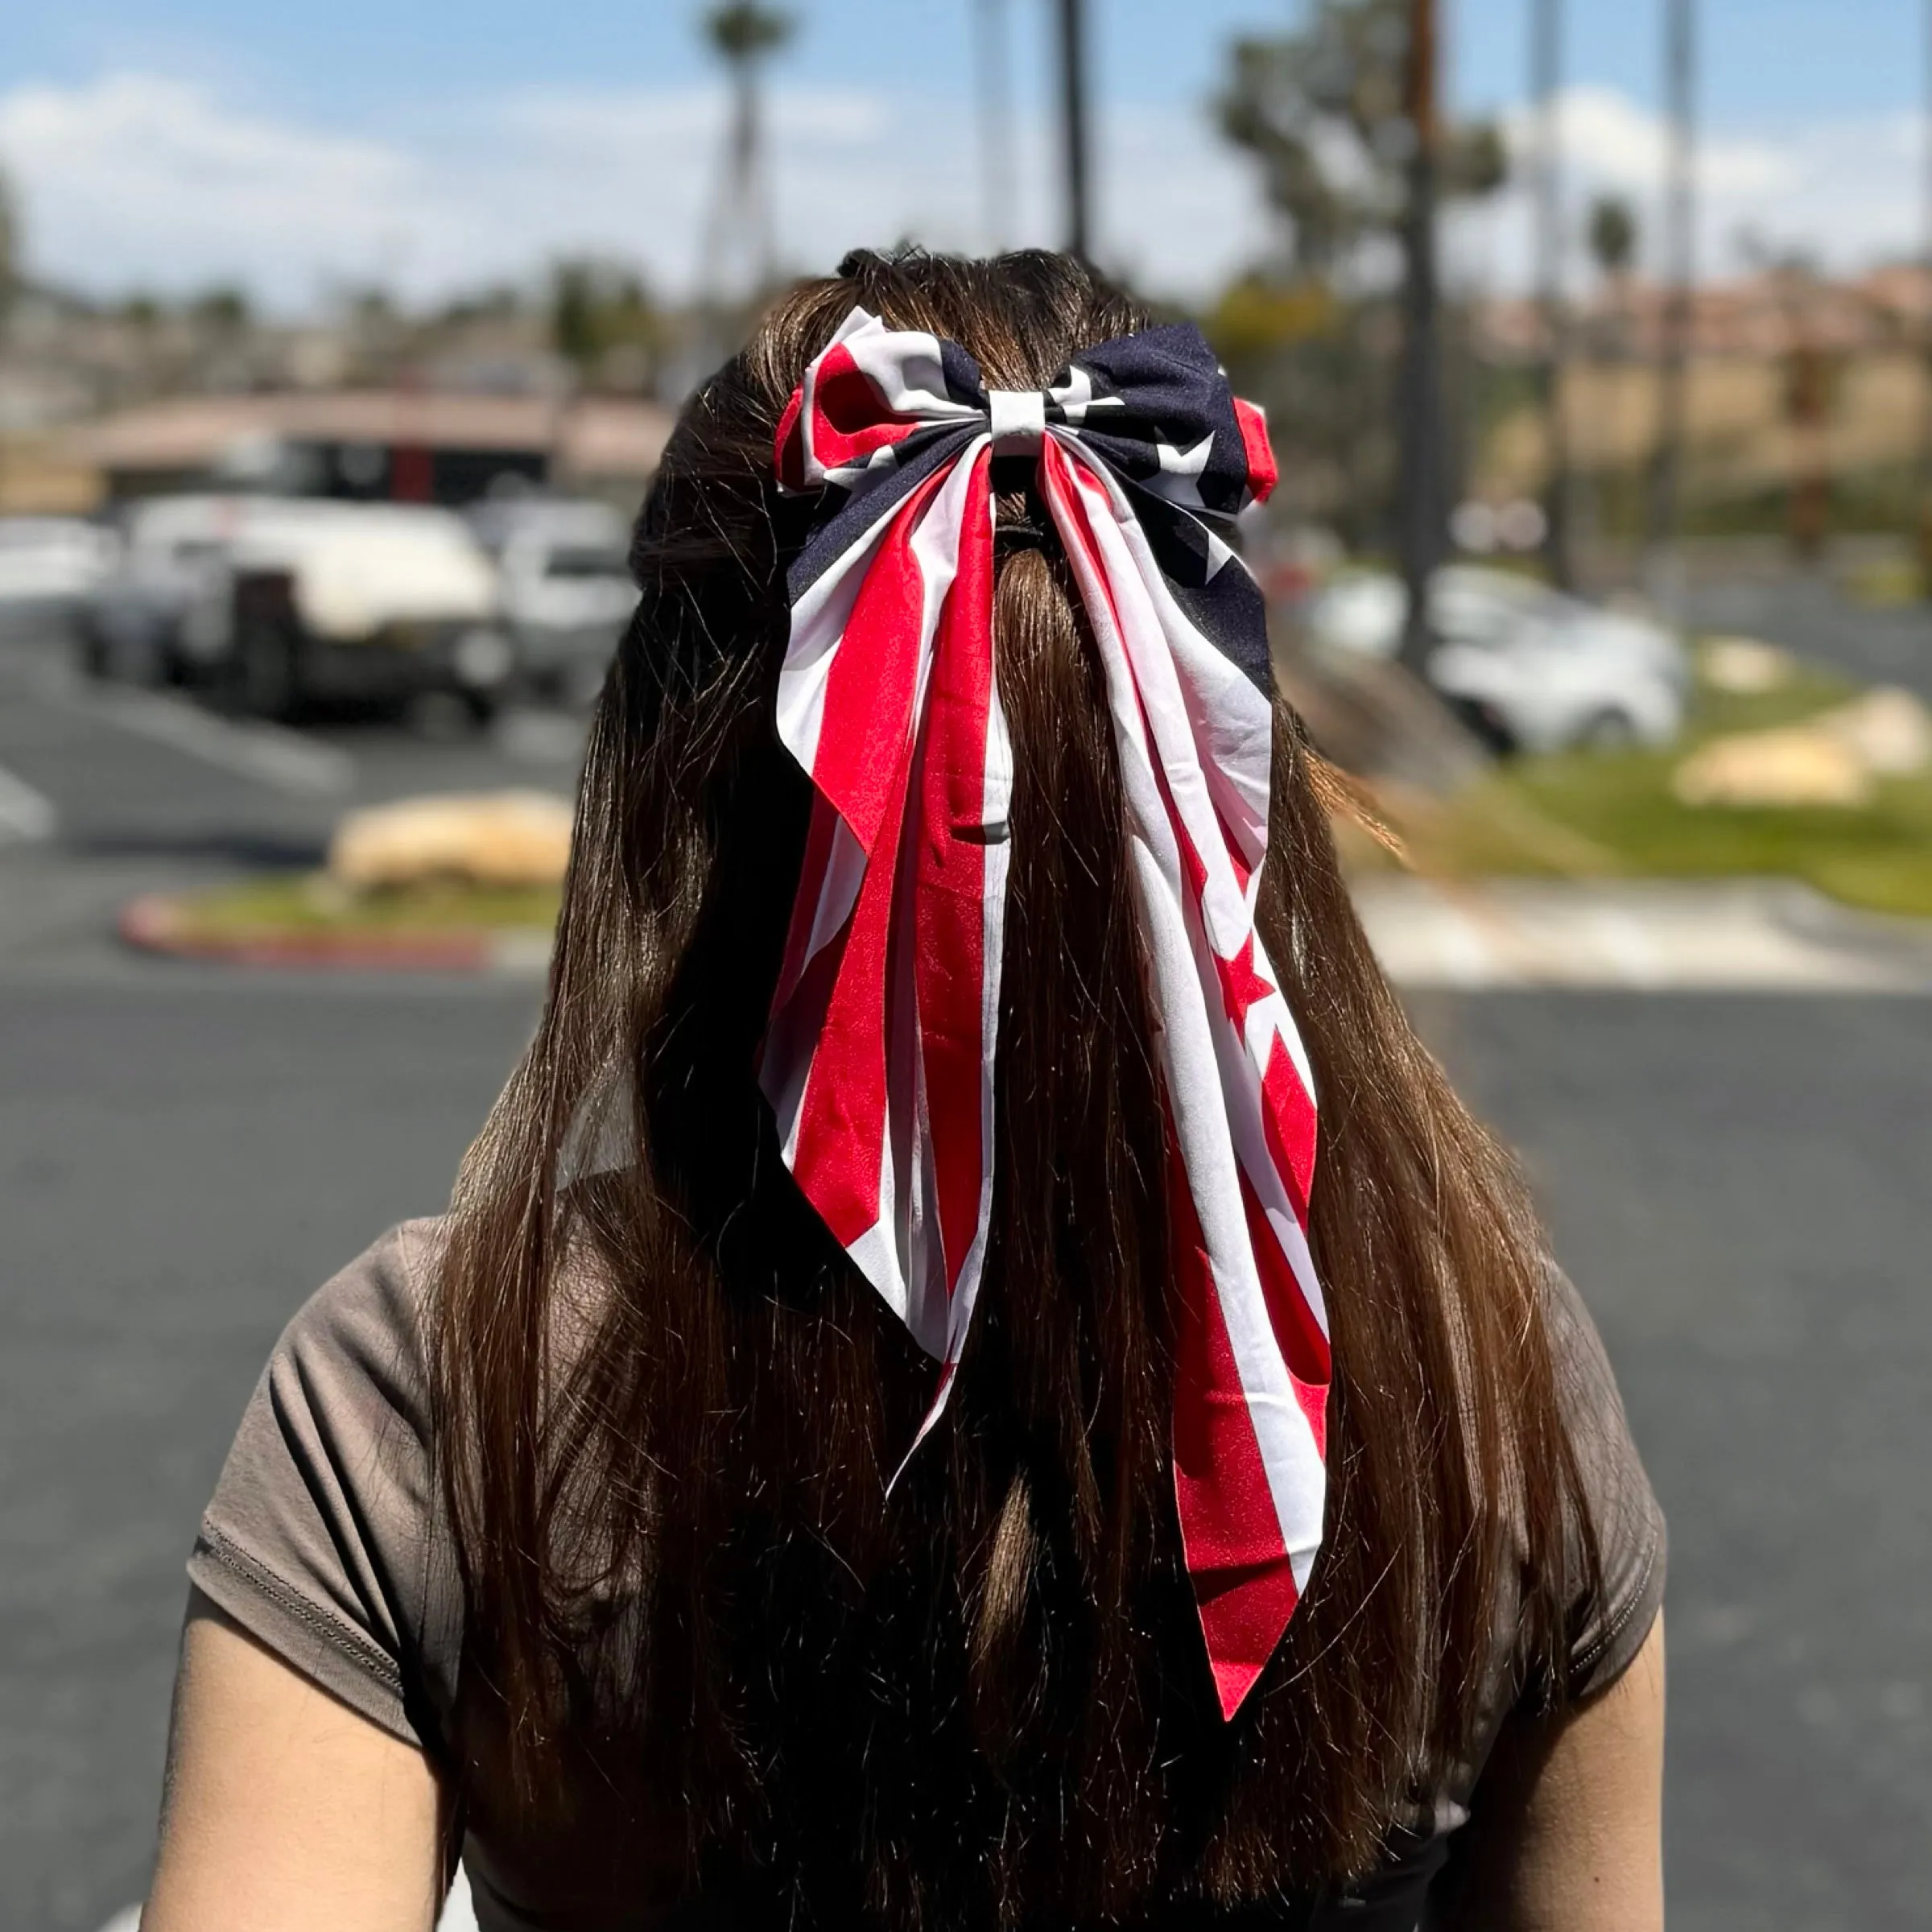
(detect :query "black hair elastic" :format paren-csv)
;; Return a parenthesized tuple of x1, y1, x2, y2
(993, 518, 1051, 552)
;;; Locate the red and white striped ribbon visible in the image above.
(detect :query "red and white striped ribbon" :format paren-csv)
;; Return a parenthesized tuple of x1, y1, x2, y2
(762, 308, 1328, 1716)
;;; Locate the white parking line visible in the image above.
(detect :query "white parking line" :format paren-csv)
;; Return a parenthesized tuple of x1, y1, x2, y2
(0, 759, 57, 842)
(59, 681, 356, 798)
(10, 656, 355, 800)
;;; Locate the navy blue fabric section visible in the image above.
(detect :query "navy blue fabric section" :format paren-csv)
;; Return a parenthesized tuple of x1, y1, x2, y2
(786, 424, 980, 602)
(938, 336, 988, 411)
(784, 319, 1273, 696)
(1053, 323, 1250, 522)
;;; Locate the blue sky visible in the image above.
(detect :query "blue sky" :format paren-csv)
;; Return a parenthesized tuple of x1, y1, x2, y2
(6, 0, 1918, 122)
(0, 1, 1922, 308)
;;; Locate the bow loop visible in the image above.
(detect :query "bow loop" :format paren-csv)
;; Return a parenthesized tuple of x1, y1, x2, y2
(762, 305, 1323, 1720)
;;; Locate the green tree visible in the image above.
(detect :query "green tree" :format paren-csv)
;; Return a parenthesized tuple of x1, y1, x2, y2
(1217, 0, 1505, 279)
(1210, 0, 1505, 544)
(550, 258, 663, 391)
(1587, 196, 1637, 280)
(192, 285, 251, 331)
(702, 1, 794, 63)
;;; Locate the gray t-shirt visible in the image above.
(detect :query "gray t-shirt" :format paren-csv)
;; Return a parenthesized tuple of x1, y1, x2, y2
(188, 1219, 1665, 1931)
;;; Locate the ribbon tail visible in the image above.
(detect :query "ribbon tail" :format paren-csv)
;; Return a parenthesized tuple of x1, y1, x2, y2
(1038, 434, 1330, 1718)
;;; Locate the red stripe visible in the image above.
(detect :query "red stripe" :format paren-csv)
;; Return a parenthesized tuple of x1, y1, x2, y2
(790, 716, 917, 1253)
(1258, 1032, 1318, 1226)
(914, 448, 996, 1297)
(1168, 1136, 1300, 1719)
(807, 343, 925, 474)
(1216, 805, 1253, 895)
(1232, 397, 1277, 506)
(774, 386, 806, 490)
(811, 467, 948, 850)
(786, 472, 952, 1253)
(1236, 1167, 1329, 1453)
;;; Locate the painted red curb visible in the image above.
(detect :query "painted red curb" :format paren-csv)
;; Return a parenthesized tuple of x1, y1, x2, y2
(118, 892, 539, 973)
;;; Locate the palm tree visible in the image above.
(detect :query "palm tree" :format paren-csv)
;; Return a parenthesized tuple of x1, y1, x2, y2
(1587, 196, 1637, 282)
(700, 3, 796, 301)
(0, 167, 19, 318)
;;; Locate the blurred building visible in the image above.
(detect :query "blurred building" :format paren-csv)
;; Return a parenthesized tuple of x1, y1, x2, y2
(51, 390, 672, 510)
(1476, 262, 1932, 363)
(0, 275, 673, 512)
(1467, 263, 1932, 535)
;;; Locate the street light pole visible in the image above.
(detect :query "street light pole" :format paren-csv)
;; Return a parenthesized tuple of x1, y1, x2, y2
(1534, 0, 1574, 589)
(1056, 0, 1093, 260)
(976, 0, 1015, 252)
(1396, 0, 1445, 673)
(1645, 0, 1695, 616)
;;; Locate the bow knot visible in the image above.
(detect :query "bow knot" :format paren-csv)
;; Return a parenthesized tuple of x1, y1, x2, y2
(987, 389, 1047, 454)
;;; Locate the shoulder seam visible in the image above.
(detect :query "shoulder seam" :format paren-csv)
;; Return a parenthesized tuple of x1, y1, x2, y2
(1571, 1520, 1662, 1683)
(196, 1521, 406, 1699)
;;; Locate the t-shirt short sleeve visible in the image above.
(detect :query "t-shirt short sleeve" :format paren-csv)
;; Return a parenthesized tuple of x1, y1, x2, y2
(1544, 1265, 1666, 1702)
(188, 1219, 462, 1754)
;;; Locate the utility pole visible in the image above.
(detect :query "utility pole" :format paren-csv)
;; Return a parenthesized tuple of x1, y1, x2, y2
(976, 0, 1016, 252)
(1645, 0, 1695, 617)
(1056, 0, 1093, 260)
(1918, 0, 1932, 595)
(1534, 0, 1574, 589)
(1396, 0, 1446, 673)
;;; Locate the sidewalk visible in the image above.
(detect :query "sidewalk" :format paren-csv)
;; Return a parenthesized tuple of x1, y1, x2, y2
(1351, 877, 1932, 993)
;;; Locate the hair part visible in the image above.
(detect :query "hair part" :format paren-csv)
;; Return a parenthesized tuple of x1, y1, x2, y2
(433, 246, 1595, 1927)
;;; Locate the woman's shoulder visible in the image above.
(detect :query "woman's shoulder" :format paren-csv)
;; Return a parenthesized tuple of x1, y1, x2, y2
(1539, 1262, 1667, 1703)
(278, 1214, 448, 1371)
(188, 1217, 463, 1756)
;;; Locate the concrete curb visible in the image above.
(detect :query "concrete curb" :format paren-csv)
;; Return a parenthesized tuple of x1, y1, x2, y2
(116, 877, 1932, 992)
(118, 893, 552, 976)
(1350, 876, 1932, 993)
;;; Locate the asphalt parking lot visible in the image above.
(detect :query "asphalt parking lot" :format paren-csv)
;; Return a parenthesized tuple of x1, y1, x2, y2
(2, 628, 1928, 1931)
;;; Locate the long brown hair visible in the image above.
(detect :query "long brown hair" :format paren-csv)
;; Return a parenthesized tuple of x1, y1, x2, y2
(435, 248, 1592, 1926)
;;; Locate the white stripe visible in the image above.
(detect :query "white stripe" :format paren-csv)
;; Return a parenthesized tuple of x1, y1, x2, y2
(1130, 837, 1327, 1585)
(766, 441, 988, 1345)
(56, 679, 354, 798)
(1059, 436, 1271, 856)
(0, 760, 57, 842)
(803, 308, 981, 485)
(940, 507, 1011, 1370)
(1057, 445, 1271, 887)
(777, 497, 905, 774)
(1061, 452, 1326, 1329)
(1042, 441, 1326, 1575)
(840, 314, 977, 420)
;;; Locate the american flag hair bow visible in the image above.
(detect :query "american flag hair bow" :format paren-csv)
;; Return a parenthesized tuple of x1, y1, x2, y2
(761, 304, 1328, 1718)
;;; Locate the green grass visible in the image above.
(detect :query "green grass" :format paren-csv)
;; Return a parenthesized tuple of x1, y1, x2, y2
(1416, 657, 1932, 919)
(163, 873, 562, 939)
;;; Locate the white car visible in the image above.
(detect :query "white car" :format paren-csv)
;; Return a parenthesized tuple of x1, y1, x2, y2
(82, 494, 270, 683)
(209, 502, 513, 721)
(0, 516, 116, 636)
(469, 498, 637, 705)
(1303, 566, 1687, 754)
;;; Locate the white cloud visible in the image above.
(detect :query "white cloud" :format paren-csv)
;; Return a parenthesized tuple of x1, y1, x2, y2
(1472, 86, 1922, 291)
(7, 71, 1911, 316)
(1505, 85, 1794, 199)
(0, 74, 423, 293)
(0, 69, 1269, 311)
